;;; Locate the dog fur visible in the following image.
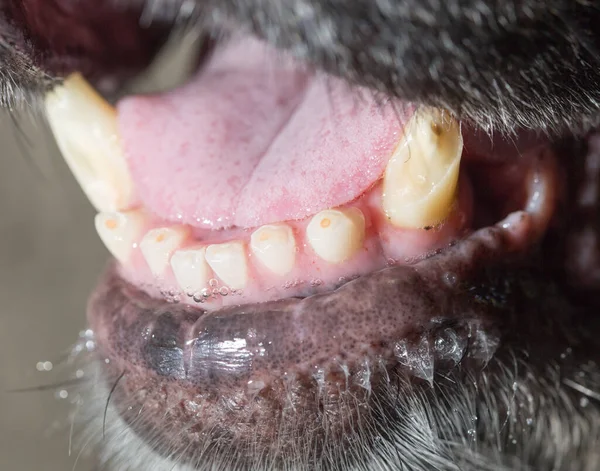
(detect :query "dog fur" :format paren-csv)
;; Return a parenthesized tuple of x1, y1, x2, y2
(3, 1, 600, 469)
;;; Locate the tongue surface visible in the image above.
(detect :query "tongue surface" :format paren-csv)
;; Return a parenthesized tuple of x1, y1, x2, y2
(118, 38, 409, 229)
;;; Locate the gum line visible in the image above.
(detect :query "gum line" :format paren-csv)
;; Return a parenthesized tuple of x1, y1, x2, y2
(44, 75, 470, 308)
(116, 175, 474, 308)
(85, 146, 557, 464)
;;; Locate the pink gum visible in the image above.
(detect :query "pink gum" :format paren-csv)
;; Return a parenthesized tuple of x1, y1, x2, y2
(119, 172, 473, 309)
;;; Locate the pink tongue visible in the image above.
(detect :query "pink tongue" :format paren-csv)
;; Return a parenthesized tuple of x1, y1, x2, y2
(118, 38, 408, 229)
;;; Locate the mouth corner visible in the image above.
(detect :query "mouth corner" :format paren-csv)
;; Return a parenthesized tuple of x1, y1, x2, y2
(81, 122, 560, 468)
(40, 31, 579, 470)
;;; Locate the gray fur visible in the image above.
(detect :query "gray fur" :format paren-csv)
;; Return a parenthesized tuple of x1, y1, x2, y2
(71, 344, 600, 471)
(3, 1, 600, 470)
(5, 0, 600, 133)
(194, 0, 600, 134)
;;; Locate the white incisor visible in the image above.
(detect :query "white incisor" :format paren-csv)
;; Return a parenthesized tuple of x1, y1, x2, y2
(205, 242, 249, 289)
(95, 210, 146, 263)
(306, 208, 365, 263)
(140, 227, 190, 277)
(170, 247, 212, 294)
(250, 224, 296, 275)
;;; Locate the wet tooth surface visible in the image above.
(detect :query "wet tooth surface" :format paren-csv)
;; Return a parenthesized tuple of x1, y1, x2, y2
(306, 208, 365, 263)
(382, 109, 462, 228)
(250, 224, 296, 275)
(205, 242, 248, 289)
(170, 247, 211, 294)
(45, 73, 134, 212)
(140, 226, 189, 277)
(95, 210, 145, 262)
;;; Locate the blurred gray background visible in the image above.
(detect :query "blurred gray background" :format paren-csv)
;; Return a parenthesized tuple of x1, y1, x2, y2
(0, 34, 200, 471)
(0, 110, 102, 471)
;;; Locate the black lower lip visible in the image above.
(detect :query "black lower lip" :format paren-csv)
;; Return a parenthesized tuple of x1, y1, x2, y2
(89, 225, 520, 391)
(85, 147, 558, 464)
(85, 218, 539, 463)
(88, 147, 558, 387)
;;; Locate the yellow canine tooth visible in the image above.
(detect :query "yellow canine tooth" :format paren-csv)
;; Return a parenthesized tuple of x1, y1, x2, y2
(382, 108, 463, 228)
(44, 73, 133, 212)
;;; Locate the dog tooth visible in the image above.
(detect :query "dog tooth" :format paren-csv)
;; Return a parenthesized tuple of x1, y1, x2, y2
(250, 224, 296, 275)
(205, 242, 248, 289)
(306, 208, 365, 263)
(45, 73, 133, 212)
(170, 248, 211, 294)
(95, 211, 145, 262)
(140, 226, 190, 277)
(382, 109, 463, 228)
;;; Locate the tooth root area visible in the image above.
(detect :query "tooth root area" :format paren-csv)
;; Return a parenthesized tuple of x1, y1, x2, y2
(140, 227, 190, 277)
(307, 208, 365, 263)
(95, 210, 145, 263)
(44, 73, 133, 212)
(205, 242, 248, 289)
(170, 248, 210, 294)
(383, 108, 463, 229)
(250, 224, 296, 275)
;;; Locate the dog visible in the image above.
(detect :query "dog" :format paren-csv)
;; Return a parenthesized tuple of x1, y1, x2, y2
(3, 1, 600, 470)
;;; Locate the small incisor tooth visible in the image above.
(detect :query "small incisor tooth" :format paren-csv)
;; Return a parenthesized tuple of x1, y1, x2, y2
(140, 226, 190, 277)
(382, 109, 463, 228)
(170, 248, 211, 294)
(306, 208, 365, 263)
(205, 242, 248, 289)
(95, 211, 145, 263)
(250, 224, 296, 276)
(45, 73, 133, 212)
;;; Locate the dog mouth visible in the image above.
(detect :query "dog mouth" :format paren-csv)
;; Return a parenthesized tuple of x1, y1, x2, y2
(12, 0, 585, 463)
(38, 31, 568, 465)
(43, 35, 559, 319)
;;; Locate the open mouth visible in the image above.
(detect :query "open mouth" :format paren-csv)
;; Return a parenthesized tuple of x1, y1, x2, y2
(39, 32, 566, 465)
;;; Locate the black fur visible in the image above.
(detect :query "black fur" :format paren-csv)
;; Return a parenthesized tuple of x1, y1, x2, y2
(4, 1, 600, 470)
(5, 0, 600, 133)
(198, 0, 600, 134)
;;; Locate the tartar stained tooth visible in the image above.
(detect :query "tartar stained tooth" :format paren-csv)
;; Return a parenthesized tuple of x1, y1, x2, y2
(382, 108, 463, 229)
(250, 224, 296, 276)
(306, 208, 365, 263)
(44, 73, 134, 212)
(170, 247, 211, 294)
(95, 211, 146, 263)
(140, 226, 190, 277)
(205, 242, 248, 289)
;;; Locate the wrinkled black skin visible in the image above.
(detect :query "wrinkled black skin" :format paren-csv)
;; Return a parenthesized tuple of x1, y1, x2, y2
(3, 0, 600, 470)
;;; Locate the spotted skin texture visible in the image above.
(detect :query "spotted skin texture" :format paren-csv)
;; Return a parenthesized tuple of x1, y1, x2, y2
(2, 1, 600, 470)
(88, 214, 543, 466)
(79, 148, 561, 470)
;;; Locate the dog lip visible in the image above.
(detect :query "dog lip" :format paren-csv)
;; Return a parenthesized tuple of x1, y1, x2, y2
(84, 143, 558, 464)
(90, 208, 544, 378)
(6, 0, 171, 84)
(89, 257, 473, 384)
(85, 215, 535, 463)
(88, 216, 537, 383)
